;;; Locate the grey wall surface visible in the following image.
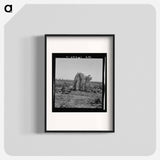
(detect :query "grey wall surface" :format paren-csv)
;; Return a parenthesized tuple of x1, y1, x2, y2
(5, 4, 156, 156)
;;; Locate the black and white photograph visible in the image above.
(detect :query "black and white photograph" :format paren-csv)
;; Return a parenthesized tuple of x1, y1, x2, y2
(52, 53, 107, 112)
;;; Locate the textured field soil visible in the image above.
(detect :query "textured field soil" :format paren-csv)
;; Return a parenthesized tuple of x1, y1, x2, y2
(54, 79, 103, 109)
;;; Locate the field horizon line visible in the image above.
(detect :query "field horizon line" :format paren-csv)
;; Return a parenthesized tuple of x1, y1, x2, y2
(55, 78, 102, 83)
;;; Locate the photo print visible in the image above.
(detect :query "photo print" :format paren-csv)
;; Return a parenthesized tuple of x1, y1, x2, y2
(52, 53, 107, 112)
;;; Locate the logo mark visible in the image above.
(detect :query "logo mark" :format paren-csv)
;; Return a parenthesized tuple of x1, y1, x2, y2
(4, 4, 12, 13)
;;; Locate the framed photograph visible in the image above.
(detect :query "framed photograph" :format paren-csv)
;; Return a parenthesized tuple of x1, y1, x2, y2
(45, 34, 114, 132)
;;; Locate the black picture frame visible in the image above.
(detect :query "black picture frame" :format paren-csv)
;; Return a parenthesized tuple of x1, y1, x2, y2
(45, 34, 115, 132)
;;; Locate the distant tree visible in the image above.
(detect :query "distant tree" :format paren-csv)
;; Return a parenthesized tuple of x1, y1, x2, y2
(73, 73, 92, 91)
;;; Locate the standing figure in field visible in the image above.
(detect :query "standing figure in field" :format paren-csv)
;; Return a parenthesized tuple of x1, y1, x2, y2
(73, 73, 92, 91)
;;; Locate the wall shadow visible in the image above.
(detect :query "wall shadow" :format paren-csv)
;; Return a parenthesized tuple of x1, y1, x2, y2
(34, 36, 45, 133)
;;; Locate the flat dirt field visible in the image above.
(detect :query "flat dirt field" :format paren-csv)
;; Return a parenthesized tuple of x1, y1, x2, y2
(54, 79, 103, 109)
